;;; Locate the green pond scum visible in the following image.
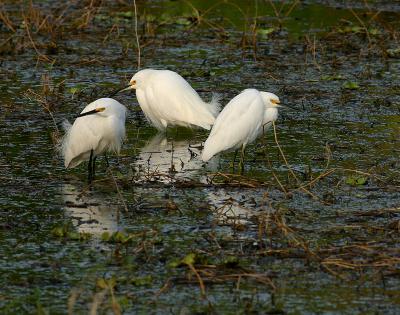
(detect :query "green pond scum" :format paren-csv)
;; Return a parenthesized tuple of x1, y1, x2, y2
(1, 0, 400, 314)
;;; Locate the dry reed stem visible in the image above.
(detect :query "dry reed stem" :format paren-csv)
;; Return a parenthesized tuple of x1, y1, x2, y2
(154, 278, 172, 298)
(349, 7, 372, 46)
(23, 14, 52, 63)
(219, 273, 276, 290)
(133, 0, 141, 69)
(0, 7, 16, 32)
(285, 0, 300, 17)
(24, 89, 59, 133)
(67, 289, 81, 315)
(271, 122, 322, 201)
(89, 289, 108, 315)
(109, 283, 121, 315)
(208, 172, 264, 188)
(187, 263, 206, 298)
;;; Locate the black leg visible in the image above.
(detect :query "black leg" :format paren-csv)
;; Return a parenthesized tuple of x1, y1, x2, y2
(104, 154, 110, 168)
(88, 149, 93, 183)
(231, 149, 238, 171)
(92, 156, 97, 181)
(239, 145, 245, 175)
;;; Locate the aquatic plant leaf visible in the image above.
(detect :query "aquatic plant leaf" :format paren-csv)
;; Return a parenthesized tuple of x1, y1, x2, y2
(68, 87, 80, 95)
(175, 18, 191, 26)
(51, 227, 65, 237)
(96, 278, 108, 289)
(67, 232, 80, 240)
(145, 14, 156, 23)
(131, 275, 152, 286)
(96, 277, 116, 289)
(342, 81, 359, 90)
(345, 175, 368, 186)
(101, 231, 111, 241)
(168, 253, 198, 268)
(113, 231, 128, 243)
(182, 253, 196, 265)
(338, 25, 362, 34)
(368, 28, 380, 35)
(257, 28, 275, 37)
(94, 14, 109, 21)
(167, 258, 182, 268)
(322, 74, 345, 81)
(117, 11, 133, 18)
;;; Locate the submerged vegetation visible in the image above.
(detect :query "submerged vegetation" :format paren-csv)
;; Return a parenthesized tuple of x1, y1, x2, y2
(0, 0, 400, 314)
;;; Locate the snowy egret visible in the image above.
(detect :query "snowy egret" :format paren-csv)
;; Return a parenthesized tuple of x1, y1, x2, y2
(201, 89, 281, 171)
(120, 69, 220, 131)
(62, 98, 127, 183)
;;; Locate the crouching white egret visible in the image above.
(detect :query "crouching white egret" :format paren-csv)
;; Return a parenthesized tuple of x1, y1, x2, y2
(201, 89, 281, 172)
(120, 69, 220, 131)
(62, 98, 127, 183)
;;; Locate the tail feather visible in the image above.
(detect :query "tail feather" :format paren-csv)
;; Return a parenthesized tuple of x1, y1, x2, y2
(61, 119, 72, 132)
(207, 93, 221, 118)
(60, 119, 72, 166)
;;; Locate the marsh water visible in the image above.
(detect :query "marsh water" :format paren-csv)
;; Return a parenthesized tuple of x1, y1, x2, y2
(1, 0, 400, 314)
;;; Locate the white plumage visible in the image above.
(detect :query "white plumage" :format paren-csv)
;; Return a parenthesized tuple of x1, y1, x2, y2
(201, 89, 280, 162)
(62, 98, 127, 171)
(125, 69, 220, 131)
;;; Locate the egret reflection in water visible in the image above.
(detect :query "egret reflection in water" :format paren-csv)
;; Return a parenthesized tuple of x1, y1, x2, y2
(62, 182, 122, 235)
(134, 133, 218, 181)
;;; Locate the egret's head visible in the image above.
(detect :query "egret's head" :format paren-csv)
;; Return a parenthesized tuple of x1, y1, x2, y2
(76, 107, 106, 119)
(127, 77, 137, 90)
(75, 98, 126, 119)
(260, 92, 281, 109)
(119, 69, 155, 93)
(119, 77, 136, 92)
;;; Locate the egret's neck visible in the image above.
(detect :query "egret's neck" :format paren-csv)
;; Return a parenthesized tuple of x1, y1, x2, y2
(263, 108, 278, 125)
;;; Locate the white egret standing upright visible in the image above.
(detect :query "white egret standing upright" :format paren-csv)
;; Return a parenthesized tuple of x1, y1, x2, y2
(62, 98, 127, 183)
(201, 89, 281, 172)
(120, 69, 220, 131)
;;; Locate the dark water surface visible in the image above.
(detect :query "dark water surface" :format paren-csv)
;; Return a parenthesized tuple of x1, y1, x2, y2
(1, 0, 400, 313)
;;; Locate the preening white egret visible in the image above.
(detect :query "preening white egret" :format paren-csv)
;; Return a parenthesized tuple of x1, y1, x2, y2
(121, 69, 220, 131)
(62, 98, 127, 182)
(201, 89, 281, 171)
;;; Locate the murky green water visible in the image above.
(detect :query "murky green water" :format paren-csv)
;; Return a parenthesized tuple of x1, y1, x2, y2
(1, 0, 400, 314)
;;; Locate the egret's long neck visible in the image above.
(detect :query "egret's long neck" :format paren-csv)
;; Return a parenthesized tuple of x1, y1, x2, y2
(263, 107, 278, 125)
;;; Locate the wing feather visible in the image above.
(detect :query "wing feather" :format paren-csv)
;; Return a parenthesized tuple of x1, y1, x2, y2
(202, 89, 264, 161)
(142, 71, 217, 130)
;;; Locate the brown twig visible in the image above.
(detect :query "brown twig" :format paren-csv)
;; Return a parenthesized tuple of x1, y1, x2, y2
(187, 263, 206, 298)
(133, 0, 141, 69)
(23, 13, 52, 63)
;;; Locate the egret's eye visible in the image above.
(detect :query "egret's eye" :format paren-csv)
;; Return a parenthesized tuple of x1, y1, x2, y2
(132, 80, 137, 85)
